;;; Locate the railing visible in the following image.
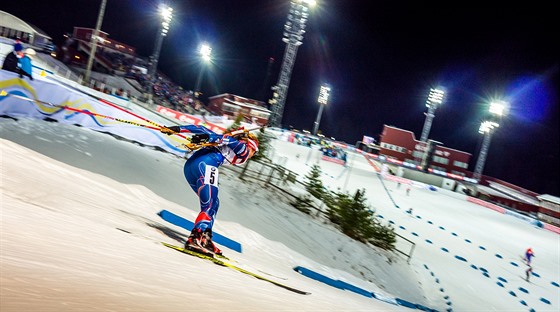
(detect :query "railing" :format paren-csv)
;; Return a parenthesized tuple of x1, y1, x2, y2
(225, 158, 320, 209)
(224, 158, 415, 262)
(394, 233, 415, 264)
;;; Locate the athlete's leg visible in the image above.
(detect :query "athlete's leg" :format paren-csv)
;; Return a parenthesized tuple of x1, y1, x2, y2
(184, 156, 220, 232)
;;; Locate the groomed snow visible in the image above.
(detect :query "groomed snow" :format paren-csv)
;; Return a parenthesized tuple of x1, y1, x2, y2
(1, 115, 559, 312)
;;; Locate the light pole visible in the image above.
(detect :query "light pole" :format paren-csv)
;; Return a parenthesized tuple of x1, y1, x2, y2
(312, 84, 331, 135)
(473, 100, 507, 181)
(194, 43, 212, 98)
(420, 88, 445, 142)
(268, 0, 316, 128)
(148, 4, 173, 86)
(84, 0, 107, 84)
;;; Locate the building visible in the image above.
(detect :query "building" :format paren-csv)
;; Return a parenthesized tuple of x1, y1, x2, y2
(356, 135, 381, 154)
(0, 10, 54, 51)
(536, 194, 560, 226)
(379, 124, 471, 177)
(207, 93, 270, 125)
(71, 27, 136, 56)
(60, 27, 141, 74)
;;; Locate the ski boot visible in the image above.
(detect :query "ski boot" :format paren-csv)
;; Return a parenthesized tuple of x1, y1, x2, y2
(201, 229, 222, 256)
(185, 228, 212, 255)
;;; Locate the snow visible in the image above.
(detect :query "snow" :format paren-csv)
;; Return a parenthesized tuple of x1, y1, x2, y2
(1, 114, 559, 312)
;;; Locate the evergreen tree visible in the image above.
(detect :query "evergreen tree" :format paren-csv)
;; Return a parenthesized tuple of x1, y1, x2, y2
(251, 128, 270, 161)
(326, 188, 396, 250)
(226, 114, 244, 133)
(304, 164, 325, 199)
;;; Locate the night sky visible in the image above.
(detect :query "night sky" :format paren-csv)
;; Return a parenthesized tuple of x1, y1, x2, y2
(3, 1, 558, 196)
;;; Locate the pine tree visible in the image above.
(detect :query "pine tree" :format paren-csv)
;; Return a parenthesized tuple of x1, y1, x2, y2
(304, 164, 325, 199)
(326, 188, 396, 250)
(226, 114, 245, 133)
(251, 128, 270, 161)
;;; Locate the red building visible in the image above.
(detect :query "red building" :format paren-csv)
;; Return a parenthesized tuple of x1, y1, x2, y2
(379, 125, 472, 177)
(207, 93, 270, 125)
(72, 27, 136, 55)
(61, 27, 138, 73)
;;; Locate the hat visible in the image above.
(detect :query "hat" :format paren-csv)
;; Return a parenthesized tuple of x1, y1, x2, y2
(14, 41, 23, 52)
(24, 48, 36, 58)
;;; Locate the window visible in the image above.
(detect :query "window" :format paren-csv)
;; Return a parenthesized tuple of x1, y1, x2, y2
(412, 150, 423, 159)
(453, 160, 468, 169)
(432, 156, 449, 165)
(381, 143, 407, 154)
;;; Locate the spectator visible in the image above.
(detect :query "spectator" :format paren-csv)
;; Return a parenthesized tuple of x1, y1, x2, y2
(2, 40, 24, 74)
(18, 48, 36, 80)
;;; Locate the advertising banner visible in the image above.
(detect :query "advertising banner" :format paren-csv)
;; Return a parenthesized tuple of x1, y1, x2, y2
(0, 72, 188, 156)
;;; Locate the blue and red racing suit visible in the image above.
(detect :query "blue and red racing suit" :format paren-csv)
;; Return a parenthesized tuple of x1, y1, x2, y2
(175, 125, 253, 232)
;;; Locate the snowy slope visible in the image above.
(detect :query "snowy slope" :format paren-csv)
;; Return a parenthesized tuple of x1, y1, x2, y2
(0, 119, 415, 311)
(1, 115, 559, 312)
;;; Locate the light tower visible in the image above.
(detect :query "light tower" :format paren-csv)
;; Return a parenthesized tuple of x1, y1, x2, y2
(148, 4, 173, 83)
(268, 0, 316, 128)
(194, 43, 212, 97)
(473, 100, 507, 181)
(420, 88, 445, 142)
(312, 84, 331, 135)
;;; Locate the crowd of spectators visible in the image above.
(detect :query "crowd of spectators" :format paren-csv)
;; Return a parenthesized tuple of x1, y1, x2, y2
(126, 68, 210, 116)
(96, 48, 136, 73)
(58, 35, 213, 116)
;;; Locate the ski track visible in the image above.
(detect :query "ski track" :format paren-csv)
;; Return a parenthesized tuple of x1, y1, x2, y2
(1, 117, 559, 312)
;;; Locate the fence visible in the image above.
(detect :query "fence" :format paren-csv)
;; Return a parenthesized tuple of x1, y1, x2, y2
(225, 158, 323, 210)
(224, 158, 416, 263)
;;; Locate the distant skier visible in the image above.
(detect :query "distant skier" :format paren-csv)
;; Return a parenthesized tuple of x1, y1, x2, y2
(406, 187, 411, 196)
(160, 124, 259, 255)
(525, 264, 533, 282)
(406, 207, 413, 215)
(524, 248, 535, 265)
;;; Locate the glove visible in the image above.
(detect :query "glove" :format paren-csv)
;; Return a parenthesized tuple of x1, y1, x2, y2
(190, 133, 209, 144)
(191, 133, 222, 144)
(160, 125, 180, 135)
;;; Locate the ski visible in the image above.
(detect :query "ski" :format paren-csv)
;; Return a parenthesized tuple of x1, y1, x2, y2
(162, 242, 311, 295)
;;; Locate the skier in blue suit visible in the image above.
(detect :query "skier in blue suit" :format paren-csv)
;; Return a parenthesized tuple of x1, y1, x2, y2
(161, 124, 259, 255)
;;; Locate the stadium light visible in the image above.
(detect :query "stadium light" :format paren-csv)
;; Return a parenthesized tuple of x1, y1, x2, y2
(415, 87, 445, 166)
(194, 43, 212, 97)
(473, 100, 508, 181)
(420, 88, 445, 142)
(268, 0, 316, 127)
(148, 4, 173, 83)
(312, 84, 331, 136)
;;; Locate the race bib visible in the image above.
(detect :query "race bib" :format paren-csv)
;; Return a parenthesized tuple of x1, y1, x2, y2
(204, 165, 219, 187)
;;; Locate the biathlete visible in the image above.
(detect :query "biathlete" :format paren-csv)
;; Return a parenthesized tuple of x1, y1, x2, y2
(161, 124, 259, 255)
